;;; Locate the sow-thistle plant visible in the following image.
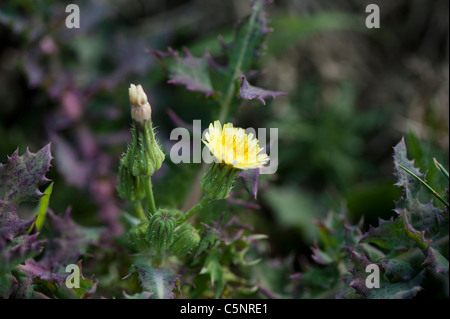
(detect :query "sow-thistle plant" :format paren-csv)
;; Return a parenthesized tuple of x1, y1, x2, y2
(116, 0, 283, 298)
(117, 83, 272, 297)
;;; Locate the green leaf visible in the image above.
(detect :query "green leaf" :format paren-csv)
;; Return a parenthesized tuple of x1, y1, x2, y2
(0, 145, 52, 206)
(381, 259, 416, 282)
(349, 251, 425, 299)
(28, 182, 53, 234)
(199, 249, 225, 298)
(361, 217, 413, 253)
(72, 260, 97, 299)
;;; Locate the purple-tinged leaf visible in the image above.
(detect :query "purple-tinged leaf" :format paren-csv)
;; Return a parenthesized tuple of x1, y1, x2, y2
(310, 243, 333, 265)
(40, 208, 101, 269)
(131, 264, 178, 299)
(1, 234, 46, 266)
(149, 47, 219, 98)
(239, 74, 286, 105)
(0, 145, 52, 205)
(0, 210, 36, 241)
(423, 247, 449, 274)
(18, 259, 68, 287)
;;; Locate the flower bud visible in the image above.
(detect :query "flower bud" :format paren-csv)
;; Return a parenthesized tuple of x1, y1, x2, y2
(146, 209, 176, 251)
(117, 161, 145, 201)
(122, 84, 165, 177)
(171, 223, 201, 257)
(201, 162, 241, 200)
(129, 84, 151, 123)
(128, 222, 149, 250)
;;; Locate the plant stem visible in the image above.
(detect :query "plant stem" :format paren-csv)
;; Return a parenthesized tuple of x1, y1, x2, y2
(398, 164, 449, 207)
(218, 4, 258, 123)
(433, 158, 449, 180)
(134, 200, 146, 221)
(143, 176, 157, 215)
(183, 197, 210, 221)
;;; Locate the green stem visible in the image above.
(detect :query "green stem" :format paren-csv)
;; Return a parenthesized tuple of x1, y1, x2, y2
(183, 197, 210, 222)
(398, 164, 449, 207)
(433, 158, 449, 180)
(143, 176, 157, 215)
(134, 200, 146, 221)
(218, 5, 258, 123)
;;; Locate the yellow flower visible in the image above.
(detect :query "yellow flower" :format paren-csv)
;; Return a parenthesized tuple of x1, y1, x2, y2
(203, 120, 269, 170)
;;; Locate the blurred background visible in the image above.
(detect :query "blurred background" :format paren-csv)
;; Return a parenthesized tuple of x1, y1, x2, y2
(0, 0, 448, 296)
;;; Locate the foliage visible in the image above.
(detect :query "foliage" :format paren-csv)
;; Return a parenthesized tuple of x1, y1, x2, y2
(0, 0, 448, 299)
(284, 138, 448, 299)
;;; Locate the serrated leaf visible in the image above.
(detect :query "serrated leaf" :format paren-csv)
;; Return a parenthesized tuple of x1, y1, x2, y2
(360, 217, 413, 253)
(349, 251, 425, 299)
(199, 249, 225, 298)
(1, 234, 46, 268)
(239, 74, 286, 105)
(0, 145, 52, 206)
(149, 47, 219, 97)
(393, 138, 424, 197)
(71, 260, 97, 299)
(132, 264, 177, 299)
(0, 210, 36, 241)
(18, 259, 68, 287)
(195, 224, 219, 258)
(393, 139, 445, 236)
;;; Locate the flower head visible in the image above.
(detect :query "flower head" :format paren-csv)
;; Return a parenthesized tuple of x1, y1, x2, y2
(203, 120, 269, 170)
(129, 84, 151, 123)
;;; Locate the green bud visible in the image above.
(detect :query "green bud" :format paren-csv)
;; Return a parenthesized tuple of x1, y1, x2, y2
(146, 209, 176, 251)
(117, 161, 145, 201)
(122, 84, 165, 177)
(128, 222, 149, 250)
(171, 223, 201, 257)
(122, 123, 165, 177)
(201, 162, 241, 200)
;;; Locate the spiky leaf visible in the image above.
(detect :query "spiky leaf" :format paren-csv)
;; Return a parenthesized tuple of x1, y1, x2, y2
(0, 145, 52, 206)
(239, 74, 286, 105)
